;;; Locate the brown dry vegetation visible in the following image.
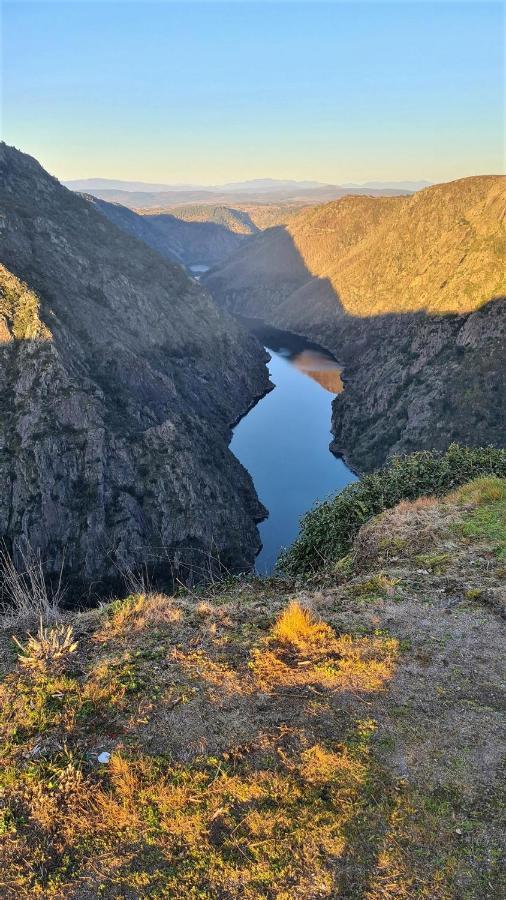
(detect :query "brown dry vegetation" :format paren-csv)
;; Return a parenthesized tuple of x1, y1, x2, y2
(0, 479, 505, 898)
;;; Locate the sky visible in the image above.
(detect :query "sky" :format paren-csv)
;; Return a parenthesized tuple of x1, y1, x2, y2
(1, 1, 504, 184)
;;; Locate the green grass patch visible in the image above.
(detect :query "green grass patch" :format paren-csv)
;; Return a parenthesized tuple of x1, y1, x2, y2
(458, 492, 506, 561)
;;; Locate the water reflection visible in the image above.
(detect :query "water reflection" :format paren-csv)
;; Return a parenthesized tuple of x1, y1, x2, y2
(231, 318, 356, 573)
(289, 349, 343, 393)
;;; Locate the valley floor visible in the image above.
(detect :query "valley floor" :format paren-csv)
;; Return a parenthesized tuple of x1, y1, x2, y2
(0, 479, 505, 898)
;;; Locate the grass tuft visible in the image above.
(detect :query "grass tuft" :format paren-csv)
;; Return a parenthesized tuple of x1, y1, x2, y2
(270, 600, 335, 652)
(12, 621, 78, 674)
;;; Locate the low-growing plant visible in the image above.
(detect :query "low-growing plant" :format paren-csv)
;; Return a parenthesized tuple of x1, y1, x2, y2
(270, 600, 335, 653)
(415, 553, 450, 574)
(348, 574, 397, 599)
(277, 445, 506, 576)
(13, 620, 78, 674)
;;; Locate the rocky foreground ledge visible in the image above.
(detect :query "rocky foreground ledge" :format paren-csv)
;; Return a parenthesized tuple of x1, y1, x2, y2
(1, 477, 504, 898)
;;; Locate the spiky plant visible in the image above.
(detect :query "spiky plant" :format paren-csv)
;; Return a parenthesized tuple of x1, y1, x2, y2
(13, 619, 78, 674)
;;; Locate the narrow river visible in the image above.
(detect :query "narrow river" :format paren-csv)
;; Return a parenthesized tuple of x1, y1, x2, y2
(231, 319, 357, 573)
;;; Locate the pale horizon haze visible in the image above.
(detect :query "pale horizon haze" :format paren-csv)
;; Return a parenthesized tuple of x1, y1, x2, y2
(1, 0, 504, 185)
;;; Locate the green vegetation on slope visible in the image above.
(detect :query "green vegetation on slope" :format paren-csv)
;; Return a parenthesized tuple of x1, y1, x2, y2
(278, 445, 506, 575)
(454, 479, 506, 561)
(0, 265, 51, 342)
(1, 477, 505, 898)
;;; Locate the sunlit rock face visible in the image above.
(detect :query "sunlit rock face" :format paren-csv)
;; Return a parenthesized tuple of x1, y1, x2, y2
(0, 143, 271, 599)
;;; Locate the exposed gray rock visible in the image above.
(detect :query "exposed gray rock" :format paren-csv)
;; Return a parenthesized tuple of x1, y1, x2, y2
(0, 144, 271, 601)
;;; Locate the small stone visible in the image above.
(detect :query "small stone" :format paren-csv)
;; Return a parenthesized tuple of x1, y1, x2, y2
(97, 751, 111, 764)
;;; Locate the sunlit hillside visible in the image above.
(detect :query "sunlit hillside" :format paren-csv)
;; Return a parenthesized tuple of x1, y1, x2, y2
(208, 176, 506, 317)
(148, 204, 259, 235)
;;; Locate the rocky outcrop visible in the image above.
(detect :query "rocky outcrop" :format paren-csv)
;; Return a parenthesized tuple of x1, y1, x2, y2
(0, 144, 271, 599)
(204, 177, 506, 472)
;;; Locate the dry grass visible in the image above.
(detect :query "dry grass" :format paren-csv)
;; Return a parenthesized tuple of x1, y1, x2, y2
(0, 544, 64, 629)
(0, 484, 505, 898)
(448, 474, 506, 506)
(12, 621, 78, 674)
(270, 600, 335, 652)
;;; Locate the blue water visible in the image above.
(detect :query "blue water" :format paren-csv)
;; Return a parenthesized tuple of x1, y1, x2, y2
(231, 321, 357, 573)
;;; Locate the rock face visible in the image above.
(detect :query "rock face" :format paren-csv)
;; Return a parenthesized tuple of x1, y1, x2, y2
(204, 176, 506, 472)
(0, 144, 271, 599)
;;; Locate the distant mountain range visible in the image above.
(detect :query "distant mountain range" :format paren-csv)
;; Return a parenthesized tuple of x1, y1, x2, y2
(66, 176, 425, 193)
(64, 177, 420, 209)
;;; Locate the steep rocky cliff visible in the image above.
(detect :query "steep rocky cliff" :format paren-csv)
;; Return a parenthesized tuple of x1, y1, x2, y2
(0, 144, 271, 598)
(204, 177, 506, 471)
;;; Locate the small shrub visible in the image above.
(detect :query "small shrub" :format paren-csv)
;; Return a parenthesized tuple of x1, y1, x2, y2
(278, 445, 506, 576)
(13, 621, 78, 674)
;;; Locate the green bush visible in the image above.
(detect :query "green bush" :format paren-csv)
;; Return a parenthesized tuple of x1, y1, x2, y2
(277, 445, 506, 576)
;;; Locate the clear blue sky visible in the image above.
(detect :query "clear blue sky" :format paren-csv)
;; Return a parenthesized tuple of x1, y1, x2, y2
(1, 1, 504, 183)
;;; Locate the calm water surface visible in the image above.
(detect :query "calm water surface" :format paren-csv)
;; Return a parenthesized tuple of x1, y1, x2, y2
(231, 320, 357, 573)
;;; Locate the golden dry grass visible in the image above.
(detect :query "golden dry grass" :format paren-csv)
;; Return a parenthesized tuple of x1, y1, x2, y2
(270, 600, 335, 652)
(1, 486, 505, 897)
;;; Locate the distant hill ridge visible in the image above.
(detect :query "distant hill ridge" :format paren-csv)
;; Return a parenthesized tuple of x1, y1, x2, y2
(161, 204, 259, 235)
(65, 179, 415, 209)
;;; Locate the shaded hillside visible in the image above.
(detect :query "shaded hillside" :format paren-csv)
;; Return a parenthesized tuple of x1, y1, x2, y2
(0, 144, 271, 597)
(205, 176, 506, 471)
(87, 197, 247, 268)
(1, 476, 504, 897)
